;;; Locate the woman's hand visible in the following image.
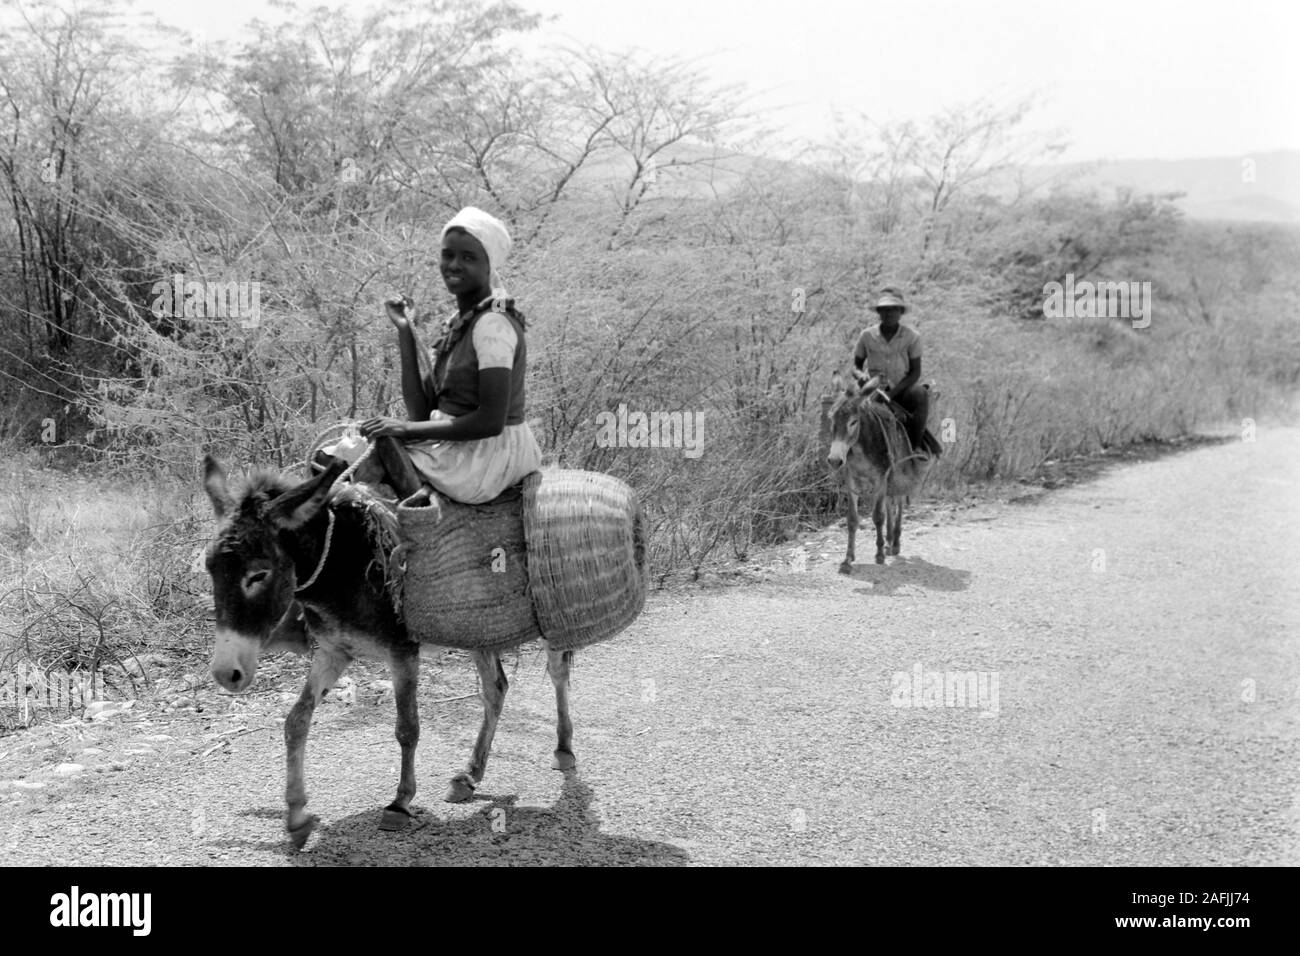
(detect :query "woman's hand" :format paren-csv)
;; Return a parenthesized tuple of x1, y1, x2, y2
(359, 417, 409, 440)
(384, 294, 413, 330)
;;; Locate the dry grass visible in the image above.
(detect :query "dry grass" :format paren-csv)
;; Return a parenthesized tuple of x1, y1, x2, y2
(2, 294, 1294, 687)
(0, 445, 211, 729)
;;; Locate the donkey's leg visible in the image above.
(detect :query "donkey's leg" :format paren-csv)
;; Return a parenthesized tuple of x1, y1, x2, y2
(379, 641, 421, 831)
(284, 644, 352, 849)
(445, 649, 508, 803)
(840, 489, 859, 574)
(884, 496, 897, 556)
(547, 645, 576, 771)
(889, 497, 903, 556)
(873, 492, 887, 564)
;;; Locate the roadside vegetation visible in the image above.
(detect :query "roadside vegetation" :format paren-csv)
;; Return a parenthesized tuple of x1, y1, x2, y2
(2, 0, 1297, 726)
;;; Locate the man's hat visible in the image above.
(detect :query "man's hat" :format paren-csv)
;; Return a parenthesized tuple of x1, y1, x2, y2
(873, 288, 907, 313)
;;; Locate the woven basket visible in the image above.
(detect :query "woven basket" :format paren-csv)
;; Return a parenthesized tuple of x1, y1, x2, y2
(522, 469, 647, 651)
(396, 489, 542, 651)
(396, 469, 647, 652)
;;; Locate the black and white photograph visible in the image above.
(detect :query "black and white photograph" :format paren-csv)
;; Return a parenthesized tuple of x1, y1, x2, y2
(0, 0, 1296, 909)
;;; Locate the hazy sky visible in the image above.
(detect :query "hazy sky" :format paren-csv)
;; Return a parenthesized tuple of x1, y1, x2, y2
(138, 0, 1297, 162)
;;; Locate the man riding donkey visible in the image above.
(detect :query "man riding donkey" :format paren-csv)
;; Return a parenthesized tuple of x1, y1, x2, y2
(851, 286, 943, 461)
(825, 286, 943, 570)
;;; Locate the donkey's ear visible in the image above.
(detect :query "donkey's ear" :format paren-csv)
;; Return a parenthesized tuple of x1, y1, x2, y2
(267, 459, 345, 530)
(831, 371, 845, 392)
(203, 455, 234, 519)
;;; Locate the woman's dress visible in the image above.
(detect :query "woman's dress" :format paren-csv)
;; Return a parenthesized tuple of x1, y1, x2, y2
(404, 306, 542, 504)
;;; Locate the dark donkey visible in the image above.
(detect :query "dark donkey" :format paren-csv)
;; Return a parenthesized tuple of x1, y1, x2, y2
(202, 456, 577, 849)
(824, 371, 933, 571)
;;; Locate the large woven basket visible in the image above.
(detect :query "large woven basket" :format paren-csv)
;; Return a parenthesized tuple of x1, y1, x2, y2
(396, 469, 647, 651)
(396, 488, 542, 651)
(522, 469, 647, 651)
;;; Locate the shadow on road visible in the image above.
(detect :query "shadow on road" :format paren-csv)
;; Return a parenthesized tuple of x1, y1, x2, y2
(846, 555, 971, 595)
(290, 772, 691, 866)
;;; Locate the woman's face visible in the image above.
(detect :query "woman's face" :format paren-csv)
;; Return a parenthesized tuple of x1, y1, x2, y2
(440, 229, 491, 299)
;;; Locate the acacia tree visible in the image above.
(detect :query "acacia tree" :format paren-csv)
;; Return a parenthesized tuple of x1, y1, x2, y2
(37, 0, 750, 472)
(0, 0, 190, 448)
(0, 1, 149, 354)
(813, 95, 1066, 283)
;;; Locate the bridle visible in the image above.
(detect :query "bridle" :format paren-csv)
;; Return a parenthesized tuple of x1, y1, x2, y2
(294, 437, 376, 593)
(832, 378, 930, 480)
(295, 508, 336, 592)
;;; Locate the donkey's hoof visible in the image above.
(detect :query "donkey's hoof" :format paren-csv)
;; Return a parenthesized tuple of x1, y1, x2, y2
(838, 560, 853, 575)
(875, 553, 886, 565)
(286, 815, 317, 850)
(379, 803, 414, 831)
(552, 749, 576, 771)
(444, 773, 477, 803)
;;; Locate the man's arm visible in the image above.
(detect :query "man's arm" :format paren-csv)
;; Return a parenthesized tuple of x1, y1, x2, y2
(888, 356, 921, 402)
(852, 331, 868, 372)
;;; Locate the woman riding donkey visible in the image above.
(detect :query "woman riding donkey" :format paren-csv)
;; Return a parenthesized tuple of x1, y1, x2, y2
(323, 207, 543, 500)
(851, 286, 942, 460)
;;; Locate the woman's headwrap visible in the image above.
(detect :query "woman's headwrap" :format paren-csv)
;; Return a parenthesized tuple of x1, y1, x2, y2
(441, 206, 511, 295)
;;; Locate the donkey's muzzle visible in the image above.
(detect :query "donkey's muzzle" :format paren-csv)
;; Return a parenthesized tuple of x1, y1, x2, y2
(210, 629, 260, 693)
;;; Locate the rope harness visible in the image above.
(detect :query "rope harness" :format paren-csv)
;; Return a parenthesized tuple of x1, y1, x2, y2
(295, 435, 377, 593)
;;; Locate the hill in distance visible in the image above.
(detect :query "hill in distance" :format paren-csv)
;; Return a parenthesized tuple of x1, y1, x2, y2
(571, 143, 1300, 225)
(1016, 150, 1300, 223)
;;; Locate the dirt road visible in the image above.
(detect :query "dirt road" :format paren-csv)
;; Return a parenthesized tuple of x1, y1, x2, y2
(3, 426, 1297, 865)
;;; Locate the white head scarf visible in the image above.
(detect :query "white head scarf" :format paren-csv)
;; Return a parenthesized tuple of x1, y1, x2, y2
(441, 206, 511, 296)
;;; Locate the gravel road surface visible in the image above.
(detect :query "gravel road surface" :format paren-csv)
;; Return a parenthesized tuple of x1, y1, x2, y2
(3, 426, 1297, 865)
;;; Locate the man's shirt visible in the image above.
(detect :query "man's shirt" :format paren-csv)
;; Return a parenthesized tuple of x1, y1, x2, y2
(853, 323, 921, 387)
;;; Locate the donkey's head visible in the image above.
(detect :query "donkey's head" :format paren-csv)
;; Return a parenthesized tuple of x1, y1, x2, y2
(826, 371, 885, 468)
(202, 455, 345, 692)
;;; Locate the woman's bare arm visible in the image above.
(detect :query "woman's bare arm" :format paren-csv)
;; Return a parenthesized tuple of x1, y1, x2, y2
(396, 325, 432, 421)
(362, 368, 510, 442)
(382, 296, 432, 421)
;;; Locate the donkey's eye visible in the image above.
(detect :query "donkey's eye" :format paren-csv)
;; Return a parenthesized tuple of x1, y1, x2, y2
(243, 570, 270, 592)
